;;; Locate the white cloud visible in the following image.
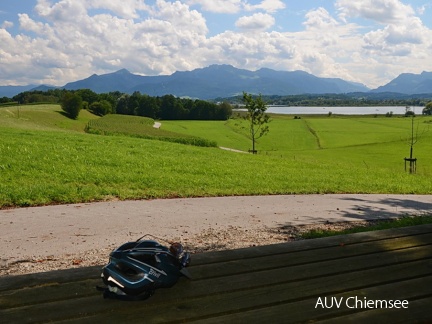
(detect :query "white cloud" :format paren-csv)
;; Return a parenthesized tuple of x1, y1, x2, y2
(89, 0, 149, 19)
(336, 0, 415, 24)
(245, 0, 286, 13)
(187, 0, 285, 14)
(186, 0, 244, 14)
(235, 13, 275, 31)
(35, 0, 87, 22)
(152, 0, 208, 34)
(0, 0, 431, 89)
(303, 7, 339, 29)
(417, 5, 426, 15)
(0, 0, 210, 84)
(333, 0, 432, 86)
(18, 14, 48, 34)
(362, 17, 429, 58)
(1, 21, 13, 29)
(382, 18, 425, 44)
(35, 0, 149, 20)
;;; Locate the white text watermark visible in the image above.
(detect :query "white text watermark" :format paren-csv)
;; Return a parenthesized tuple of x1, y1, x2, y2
(315, 296, 409, 309)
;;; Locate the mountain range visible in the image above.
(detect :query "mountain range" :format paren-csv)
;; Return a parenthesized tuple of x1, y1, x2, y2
(1, 65, 431, 99)
(371, 71, 432, 94)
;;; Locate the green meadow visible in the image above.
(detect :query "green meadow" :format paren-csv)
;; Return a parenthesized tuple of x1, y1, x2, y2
(86, 114, 217, 147)
(1, 104, 432, 208)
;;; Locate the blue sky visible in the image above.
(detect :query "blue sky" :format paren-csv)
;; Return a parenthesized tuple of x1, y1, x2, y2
(1, 0, 431, 88)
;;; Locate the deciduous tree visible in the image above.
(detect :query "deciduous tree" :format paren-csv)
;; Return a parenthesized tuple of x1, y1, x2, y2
(422, 102, 432, 115)
(61, 92, 83, 119)
(89, 100, 112, 116)
(242, 92, 270, 153)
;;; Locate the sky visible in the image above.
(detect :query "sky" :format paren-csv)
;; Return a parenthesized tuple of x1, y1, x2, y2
(0, 0, 431, 89)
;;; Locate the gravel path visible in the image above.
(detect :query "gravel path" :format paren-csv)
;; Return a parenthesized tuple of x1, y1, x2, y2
(1, 194, 431, 276)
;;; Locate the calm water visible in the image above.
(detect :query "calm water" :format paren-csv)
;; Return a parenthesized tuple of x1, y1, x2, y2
(266, 106, 424, 115)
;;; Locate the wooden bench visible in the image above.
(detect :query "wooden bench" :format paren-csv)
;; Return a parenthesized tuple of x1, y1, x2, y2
(1, 224, 432, 323)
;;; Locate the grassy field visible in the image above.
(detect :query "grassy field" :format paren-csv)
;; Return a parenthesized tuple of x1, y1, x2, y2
(0, 104, 98, 132)
(163, 114, 432, 171)
(1, 104, 432, 208)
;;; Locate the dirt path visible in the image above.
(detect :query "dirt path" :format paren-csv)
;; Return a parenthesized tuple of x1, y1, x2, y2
(219, 146, 248, 153)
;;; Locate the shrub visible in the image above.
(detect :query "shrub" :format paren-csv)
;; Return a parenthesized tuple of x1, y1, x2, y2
(89, 100, 112, 116)
(61, 92, 83, 119)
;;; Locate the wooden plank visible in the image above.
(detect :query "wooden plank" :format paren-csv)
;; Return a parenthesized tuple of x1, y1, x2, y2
(2, 257, 430, 323)
(191, 224, 432, 265)
(1, 224, 431, 293)
(1, 225, 431, 323)
(0, 266, 101, 292)
(1, 231, 431, 294)
(96, 261, 432, 323)
(0, 279, 97, 310)
(190, 234, 432, 279)
(194, 276, 432, 324)
(67, 262, 432, 323)
(59, 294, 432, 324)
(2, 242, 431, 309)
(315, 298, 432, 324)
(0, 247, 432, 309)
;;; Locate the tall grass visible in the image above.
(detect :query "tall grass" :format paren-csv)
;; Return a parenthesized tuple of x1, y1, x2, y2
(85, 114, 217, 147)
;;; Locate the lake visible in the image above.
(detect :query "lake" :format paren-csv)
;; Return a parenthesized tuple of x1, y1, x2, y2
(265, 106, 425, 115)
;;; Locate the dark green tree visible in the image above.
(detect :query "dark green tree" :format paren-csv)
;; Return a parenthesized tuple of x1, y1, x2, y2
(0, 96, 12, 103)
(136, 95, 159, 119)
(242, 92, 270, 154)
(99, 92, 120, 111)
(89, 100, 112, 116)
(128, 91, 141, 115)
(116, 94, 131, 115)
(61, 92, 83, 119)
(76, 89, 99, 106)
(160, 94, 186, 119)
(422, 102, 432, 115)
(217, 101, 233, 120)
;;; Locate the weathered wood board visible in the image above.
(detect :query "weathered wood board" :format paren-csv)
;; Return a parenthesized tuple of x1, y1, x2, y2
(1, 224, 431, 323)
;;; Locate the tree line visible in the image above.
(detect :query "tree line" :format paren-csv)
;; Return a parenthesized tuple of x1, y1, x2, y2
(218, 93, 432, 108)
(9, 89, 233, 120)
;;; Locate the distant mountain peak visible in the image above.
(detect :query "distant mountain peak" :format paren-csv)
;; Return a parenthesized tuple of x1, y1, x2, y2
(3, 65, 431, 99)
(207, 64, 235, 69)
(114, 68, 131, 75)
(372, 70, 432, 94)
(59, 64, 371, 98)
